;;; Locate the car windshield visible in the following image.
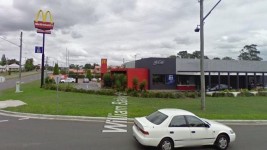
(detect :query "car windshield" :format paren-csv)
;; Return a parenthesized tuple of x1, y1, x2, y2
(146, 111, 168, 125)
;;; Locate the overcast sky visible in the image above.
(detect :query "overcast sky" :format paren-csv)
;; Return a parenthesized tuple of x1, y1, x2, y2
(0, 0, 267, 66)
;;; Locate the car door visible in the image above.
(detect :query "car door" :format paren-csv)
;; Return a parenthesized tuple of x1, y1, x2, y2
(168, 115, 191, 147)
(185, 115, 215, 146)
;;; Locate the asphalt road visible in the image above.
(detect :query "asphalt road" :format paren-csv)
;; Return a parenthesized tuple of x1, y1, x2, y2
(0, 115, 266, 150)
(0, 73, 40, 91)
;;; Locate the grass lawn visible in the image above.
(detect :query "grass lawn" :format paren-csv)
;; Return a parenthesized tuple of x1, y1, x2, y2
(1, 80, 267, 120)
(0, 71, 39, 80)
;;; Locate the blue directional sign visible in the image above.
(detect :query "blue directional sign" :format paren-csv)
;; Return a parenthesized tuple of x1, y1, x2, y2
(35, 46, 43, 53)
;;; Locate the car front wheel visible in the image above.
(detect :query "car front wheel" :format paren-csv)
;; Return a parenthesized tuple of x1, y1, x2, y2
(215, 134, 229, 150)
(158, 138, 173, 150)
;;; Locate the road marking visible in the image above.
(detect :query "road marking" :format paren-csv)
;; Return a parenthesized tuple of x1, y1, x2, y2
(0, 120, 8, 123)
(18, 118, 29, 121)
(102, 94, 128, 133)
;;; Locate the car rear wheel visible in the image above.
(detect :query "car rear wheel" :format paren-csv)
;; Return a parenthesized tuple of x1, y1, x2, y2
(215, 134, 229, 150)
(158, 138, 173, 150)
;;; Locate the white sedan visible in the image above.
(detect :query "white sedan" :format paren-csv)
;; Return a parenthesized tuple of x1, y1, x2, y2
(60, 77, 75, 83)
(133, 109, 236, 150)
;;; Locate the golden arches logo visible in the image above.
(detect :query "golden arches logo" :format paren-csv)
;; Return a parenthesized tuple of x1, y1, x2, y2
(101, 59, 107, 64)
(34, 10, 54, 30)
(35, 10, 53, 23)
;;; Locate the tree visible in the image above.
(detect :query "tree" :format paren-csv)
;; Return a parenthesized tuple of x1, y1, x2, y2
(84, 63, 93, 69)
(8, 58, 19, 65)
(53, 63, 59, 75)
(132, 77, 138, 91)
(139, 80, 147, 91)
(177, 50, 209, 59)
(1, 54, 7, 65)
(222, 56, 234, 60)
(25, 58, 34, 71)
(238, 44, 262, 61)
(86, 69, 92, 80)
(69, 64, 76, 69)
(213, 57, 220, 60)
(103, 73, 112, 87)
(168, 55, 176, 58)
(177, 51, 190, 58)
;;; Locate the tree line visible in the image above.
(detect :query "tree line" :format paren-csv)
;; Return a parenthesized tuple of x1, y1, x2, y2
(1, 54, 35, 71)
(170, 44, 263, 61)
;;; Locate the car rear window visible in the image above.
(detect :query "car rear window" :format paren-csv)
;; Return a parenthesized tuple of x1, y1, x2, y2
(146, 111, 168, 125)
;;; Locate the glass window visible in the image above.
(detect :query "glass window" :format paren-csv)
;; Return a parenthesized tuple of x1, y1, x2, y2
(146, 111, 168, 125)
(169, 116, 187, 127)
(152, 74, 165, 85)
(186, 115, 206, 127)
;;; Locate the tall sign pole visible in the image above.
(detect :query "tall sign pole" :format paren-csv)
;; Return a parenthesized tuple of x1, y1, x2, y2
(19, 32, 23, 84)
(41, 33, 45, 87)
(34, 10, 54, 87)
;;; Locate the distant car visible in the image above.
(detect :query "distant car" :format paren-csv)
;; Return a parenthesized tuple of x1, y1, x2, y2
(60, 77, 75, 83)
(133, 109, 236, 150)
(91, 78, 97, 82)
(83, 78, 89, 83)
(207, 84, 232, 91)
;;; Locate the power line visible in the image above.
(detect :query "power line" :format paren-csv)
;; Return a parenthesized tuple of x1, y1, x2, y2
(0, 36, 20, 47)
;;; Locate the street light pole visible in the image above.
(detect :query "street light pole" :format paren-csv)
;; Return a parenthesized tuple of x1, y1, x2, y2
(19, 32, 23, 84)
(197, 0, 222, 111)
(200, 0, 205, 111)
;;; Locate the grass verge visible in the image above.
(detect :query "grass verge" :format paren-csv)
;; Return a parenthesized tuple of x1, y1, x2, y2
(0, 80, 267, 120)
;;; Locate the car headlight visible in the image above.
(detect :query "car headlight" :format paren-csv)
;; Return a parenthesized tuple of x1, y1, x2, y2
(230, 130, 235, 134)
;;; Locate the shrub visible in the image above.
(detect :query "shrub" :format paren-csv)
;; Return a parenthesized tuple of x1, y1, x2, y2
(212, 92, 226, 97)
(139, 80, 147, 92)
(258, 91, 267, 96)
(45, 77, 55, 84)
(173, 92, 185, 99)
(225, 92, 234, 97)
(132, 77, 138, 91)
(103, 73, 112, 87)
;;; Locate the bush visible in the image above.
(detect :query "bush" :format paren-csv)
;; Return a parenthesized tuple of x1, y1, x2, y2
(132, 77, 138, 91)
(225, 92, 235, 97)
(139, 80, 147, 92)
(237, 91, 254, 97)
(103, 73, 112, 87)
(258, 91, 267, 96)
(45, 77, 55, 84)
(185, 92, 198, 98)
(173, 92, 185, 99)
(212, 92, 226, 97)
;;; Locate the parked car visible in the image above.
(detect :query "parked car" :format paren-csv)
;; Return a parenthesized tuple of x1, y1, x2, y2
(133, 109, 236, 150)
(91, 78, 97, 82)
(83, 78, 89, 83)
(207, 84, 232, 91)
(60, 77, 75, 83)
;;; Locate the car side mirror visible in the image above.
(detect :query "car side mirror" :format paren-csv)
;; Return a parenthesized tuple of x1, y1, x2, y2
(205, 123, 210, 128)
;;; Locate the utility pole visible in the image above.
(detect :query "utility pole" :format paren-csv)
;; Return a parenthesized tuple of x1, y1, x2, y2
(199, 0, 205, 111)
(197, 0, 222, 111)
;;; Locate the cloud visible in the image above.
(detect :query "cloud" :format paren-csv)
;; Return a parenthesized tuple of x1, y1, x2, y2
(0, 0, 267, 66)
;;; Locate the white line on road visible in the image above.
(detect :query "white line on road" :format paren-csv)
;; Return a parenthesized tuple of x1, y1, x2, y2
(0, 120, 8, 123)
(18, 118, 29, 121)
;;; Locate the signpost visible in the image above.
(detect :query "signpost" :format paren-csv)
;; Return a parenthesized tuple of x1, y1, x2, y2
(35, 46, 43, 53)
(54, 75, 60, 113)
(0, 76, 5, 83)
(34, 10, 54, 87)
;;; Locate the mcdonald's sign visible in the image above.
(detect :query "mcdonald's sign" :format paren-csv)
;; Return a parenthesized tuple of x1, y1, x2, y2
(101, 58, 107, 74)
(34, 10, 54, 30)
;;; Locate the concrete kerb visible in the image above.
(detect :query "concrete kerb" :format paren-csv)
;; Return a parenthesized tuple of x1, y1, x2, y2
(1, 109, 267, 125)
